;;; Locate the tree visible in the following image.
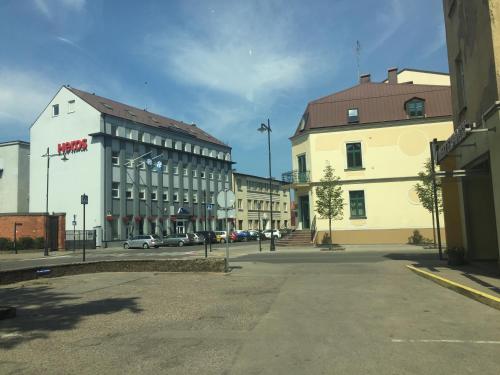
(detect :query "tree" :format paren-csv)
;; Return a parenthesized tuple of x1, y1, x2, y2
(315, 165, 344, 250)
(414, 159, 442, 246)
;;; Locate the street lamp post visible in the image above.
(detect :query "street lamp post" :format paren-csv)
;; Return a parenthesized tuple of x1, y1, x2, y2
(258, 119, 275, 251)
(257, 202, 262, 252)
(41, 147, 68, 256)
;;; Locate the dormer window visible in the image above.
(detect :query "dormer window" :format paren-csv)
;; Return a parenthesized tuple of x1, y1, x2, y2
(406, 99, 425, 118)
(298, 112, 308, 131)
(347, 108, 359, 123)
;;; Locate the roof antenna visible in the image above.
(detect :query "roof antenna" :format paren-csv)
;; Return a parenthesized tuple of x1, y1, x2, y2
(355, 40, 361, 82)
(144, 81, 148, 111)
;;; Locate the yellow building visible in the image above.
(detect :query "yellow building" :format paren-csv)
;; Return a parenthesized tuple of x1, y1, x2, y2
(438, 0, 500, 263)
(286, 68, 454, 244)
(233, 172, 291, 231)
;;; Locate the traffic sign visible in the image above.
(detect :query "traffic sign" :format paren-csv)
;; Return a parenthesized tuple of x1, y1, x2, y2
(217, 209, 236, 219)
(207, 203, 214, 211)
(81, 194, 88, 205)
(217, 190, 235, 208)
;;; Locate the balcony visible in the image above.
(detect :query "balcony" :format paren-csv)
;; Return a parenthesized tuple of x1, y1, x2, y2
(281, 170, 310, 185)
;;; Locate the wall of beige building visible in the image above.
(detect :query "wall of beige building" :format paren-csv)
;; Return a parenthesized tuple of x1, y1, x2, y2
(233, 173, 291, 231)
(441, 0, 500, 261)
(292, 119, 453, 244)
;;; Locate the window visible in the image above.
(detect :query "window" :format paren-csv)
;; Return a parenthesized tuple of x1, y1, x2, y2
(125, 128, 132, 139)
(138, 131, 144, 142)
(173, 166, 179, 175)
(200, 171, 206, 178)
(210, 192, 214, 204)
(209, 172, 214, 180)
(346, 142, 362, 169)
(52, 104, 59, 116)
(247, 200, 252, 210)
(139, 189, 146, 200)
(406, 99, 425, 118)
(183, 192, 189, 203)
(193, 193, 198, 203)
(284, 202, 288, 212)
(163, 190, 169, 202)
(237, 178, 242, 191)
(151, 189, 157, 201)
(349, 190, 366, 218)
(225, 174, 229, 182)
(238, 199, 242, 209)
(111, 125, 118, 136)
(298, 112, 308, 131)
(173, 190, 179, 202)
(192, 170, 197, 177)
(347, 108, 359, 123)
(126, 184, 133, 199)
(112, 182, 119, 198)
(111, 151, 119, 165)
(183, 168, 188, 176)
(68, 100, 75, 113)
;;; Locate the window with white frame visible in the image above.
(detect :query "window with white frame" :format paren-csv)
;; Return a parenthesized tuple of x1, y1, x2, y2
(200, 171, 206, 178)
(183, 168, 188, 176)
(210, 192, 214, 204)
(247, 200, 252, 210)
(192, 170, 197, 177)
(111, 151, 119, 165)
(68, 100, 75, 113)
(126, 184, 133, 199)
(163, 189, 169, 201)
(238, 199, 242, 209)
(225, 174, 229, 182)
(173, 166, 179, 175)
(193, 193, 198, 203)
(183, 191, 189, 203)
(151, 189, 157, 201)
(125, 128, 132, 139)
(284, 202, 288, 212)
(139, 188, 146, 200)
(52, 104, 59, 116)
(173, 190, 179, 202)
(112, 182, 119, 198)
(209, 172, 214, 180)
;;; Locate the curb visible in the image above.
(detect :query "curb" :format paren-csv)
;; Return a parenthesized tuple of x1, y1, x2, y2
(406, 265, 500, 311)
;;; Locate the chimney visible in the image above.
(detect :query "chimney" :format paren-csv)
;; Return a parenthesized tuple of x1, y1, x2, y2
(387, 67, 398, 84)
(360, 73, 371, 84)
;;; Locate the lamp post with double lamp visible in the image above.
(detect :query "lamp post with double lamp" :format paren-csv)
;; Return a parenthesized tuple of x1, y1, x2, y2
(258, 119, 275, 251)
(41, 147, 68, 256)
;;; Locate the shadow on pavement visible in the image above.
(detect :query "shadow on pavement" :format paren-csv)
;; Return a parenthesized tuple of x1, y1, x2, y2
(0, 284, 142, 350)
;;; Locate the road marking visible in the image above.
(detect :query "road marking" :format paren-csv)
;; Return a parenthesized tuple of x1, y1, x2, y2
(1, 333, 23, 339)
(392, 339, 500, 345)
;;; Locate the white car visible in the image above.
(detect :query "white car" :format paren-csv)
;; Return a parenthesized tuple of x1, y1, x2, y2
(263, 229, 281, 239)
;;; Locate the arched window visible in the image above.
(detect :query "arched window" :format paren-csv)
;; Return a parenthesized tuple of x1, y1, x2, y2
(406, 99, 425, 118)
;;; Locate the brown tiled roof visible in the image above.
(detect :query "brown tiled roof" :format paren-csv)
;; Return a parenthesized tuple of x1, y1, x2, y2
(292, 82, 452, 138)
(67, 86, 229, 148)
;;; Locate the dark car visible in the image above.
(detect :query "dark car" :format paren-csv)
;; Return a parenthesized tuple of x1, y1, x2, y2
(195, 231, 217, 243)
(248, 230, 262, 241)
(235, 230, 251, 241)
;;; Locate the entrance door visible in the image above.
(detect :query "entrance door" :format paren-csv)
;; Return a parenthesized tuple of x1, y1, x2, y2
(176, 221, 185, 234)
(299, 195, 310, 229)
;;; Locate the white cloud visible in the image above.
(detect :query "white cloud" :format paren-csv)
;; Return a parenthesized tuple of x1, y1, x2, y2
(421, 23, 446, 59)
(366, 0, 404, 56)
(0, 68, 59, 138)
(34, 0, 86, 19)
(145, 1, 312, 103)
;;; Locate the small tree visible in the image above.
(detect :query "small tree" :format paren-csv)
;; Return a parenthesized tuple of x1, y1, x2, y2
(414, 159, 442, 246)
(315, 165, 344, 249)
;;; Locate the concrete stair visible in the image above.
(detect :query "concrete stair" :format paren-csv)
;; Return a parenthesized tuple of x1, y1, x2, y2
(276, 230, 313, 247)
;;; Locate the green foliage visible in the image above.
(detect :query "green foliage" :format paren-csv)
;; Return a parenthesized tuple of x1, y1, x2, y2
(17, 236, 35, 250)
(34, 237, 45, 249)
(315, 164, 344, 221)
(414, 159, 442, 213)
(0, 237, 13, 250)
(408, 230, 432, 245)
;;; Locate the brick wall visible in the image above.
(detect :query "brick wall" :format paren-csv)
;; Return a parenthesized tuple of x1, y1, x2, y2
(0, 213, 66, 249)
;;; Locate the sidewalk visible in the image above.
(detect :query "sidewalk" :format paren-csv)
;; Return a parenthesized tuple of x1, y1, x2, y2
(408, 258, 500, 310)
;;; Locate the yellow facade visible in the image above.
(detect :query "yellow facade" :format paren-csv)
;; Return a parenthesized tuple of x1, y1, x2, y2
(395, 70, 450, 86)
(291, 119, 453, 244)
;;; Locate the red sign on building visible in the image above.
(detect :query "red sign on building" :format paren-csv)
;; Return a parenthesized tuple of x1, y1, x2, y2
(58, 138, 88, 154)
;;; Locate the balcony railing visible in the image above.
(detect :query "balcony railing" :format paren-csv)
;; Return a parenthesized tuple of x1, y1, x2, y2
(281, 170, 310, 184)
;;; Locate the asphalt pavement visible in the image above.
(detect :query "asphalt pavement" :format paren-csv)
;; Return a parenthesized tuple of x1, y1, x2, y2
(1, 245, 499, 374)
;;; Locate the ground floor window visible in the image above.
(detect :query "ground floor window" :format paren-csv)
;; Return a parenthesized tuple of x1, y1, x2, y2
(238, 220, 243, 230)
(349, 190, 366, 218)
(110, 219, 118, 240)
(176, 220, 185, 234)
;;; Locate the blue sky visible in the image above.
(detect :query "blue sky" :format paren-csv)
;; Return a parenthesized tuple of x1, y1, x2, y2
(0, 0, 448, 178)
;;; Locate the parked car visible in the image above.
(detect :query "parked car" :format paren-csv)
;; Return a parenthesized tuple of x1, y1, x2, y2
(263, 229, 281, 239)
(235, 230, 251, 241)
(229, 231, 239, 242)
(123, 235, 162, 249)
(191, 232, 205, 245)
(215, 231, 228, 243)
(195, 231, 217, 243)
(248, 230, 261, 241)
(164, 233, 194, 247)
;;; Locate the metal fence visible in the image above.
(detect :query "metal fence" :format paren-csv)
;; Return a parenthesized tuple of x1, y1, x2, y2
(65, 230, 96, 250)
